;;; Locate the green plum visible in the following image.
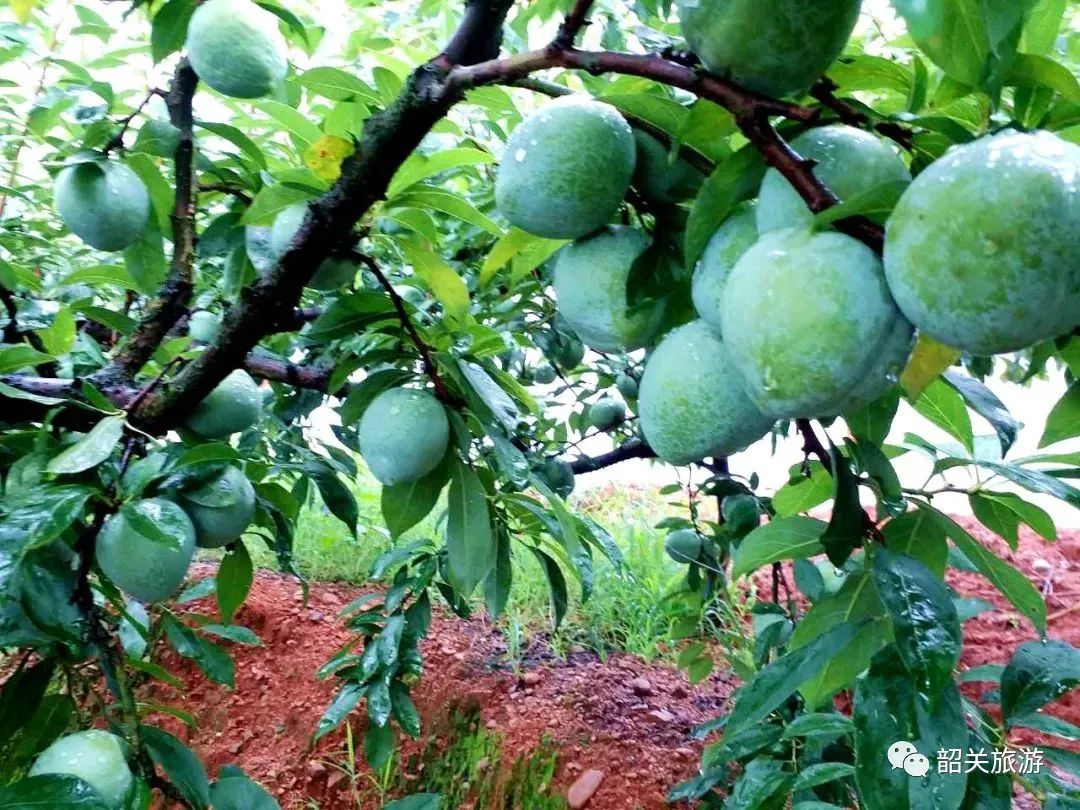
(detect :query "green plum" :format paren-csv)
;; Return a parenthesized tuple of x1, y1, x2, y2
(554, 226, 664, 353)
(722, 227, 910, 419)
(691, 202, 758, 334)
(884, 130, 1080, 355)
(638, 320, 773, 465)
(495, 97, 636, 239)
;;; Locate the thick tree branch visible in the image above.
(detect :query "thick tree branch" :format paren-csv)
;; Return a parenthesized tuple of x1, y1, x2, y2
(105, 61, 198, 379)
(569, 438, 656, 475)
(244, 355, 335, 392)
(131, 1, 514, 433)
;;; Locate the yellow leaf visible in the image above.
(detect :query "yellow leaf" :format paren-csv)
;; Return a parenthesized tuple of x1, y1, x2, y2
(303, 135, 354, 183)
(900, 333, 961, 400)
(11, 0, 37, 22)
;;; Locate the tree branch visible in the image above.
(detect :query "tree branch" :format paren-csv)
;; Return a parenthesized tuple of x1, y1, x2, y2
(103, 87, 165, 156)
(243, 355, 335, 393)
(569, 438, 656, 475)
(810, 78, 915, 152)
(131, 3, 514, 432)
(554, 0, 597, 49)
(450, 49, 886, 252)
(105, 61, 198, 379)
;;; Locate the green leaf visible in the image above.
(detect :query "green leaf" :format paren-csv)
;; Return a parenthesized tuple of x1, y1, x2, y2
(123, 218, 167, 295)
(913, 379, 974, 452)
(480, 227, 565, 286)
(1000, 639, 1080, 723)
(397, 239, 470, 324)
(684, 144, 765, 266)
(883, 509, 948, 576)
(240, 184, 315, 226)
(813, 179, 909, 227)
(1041, 383, 1080, 447)
(389, 186, 503, 236)
(821, 447, 863, 567)
(197, 121, 267, 169)
(1011, 711, 1080, 741)
(140, 725, 210, 810)
(252, 101, 322, 146)
(162, 614, 234, 688)
(792, 762, 855, 791)
(1005, 53, 1080, 103)
(445, 458, 494, 596)
(36, 306, 75, 356)
(0, 775, 109, 808)
(388, 147, 494, 197)
(151, 0, 196, 63)
(846, 389, 901, 446)
(853, 648, 968, 810)
(305, 461, 358, 539)
(482, 525, 512, 620)
(389, 681, 421, 737)
(0, 344, 54, 373)
(299, 67, 378, 102)
(381, 453, 450, 539)
(46, 415, 124, 475)
(790, 574, 890, 707)
(772, 465, 833, 517)
(872, 549, 961, 700)
(209, 773, 278, 810)
(315, 684, 362, 740)
(900, 333, 960, 399)
(969, 491, 1055, 548)
(919, 504, 1046, 635)
(731, 516, 826, 579)
(529, 547, 569, 630)
(217, 541, 253, 626)
(975, 460, 1080, 510)
(943, 370, 1017, 455)
(781, 712, 854, 740)
(0, 657, 55, 743)
(726, 622, 861, 735)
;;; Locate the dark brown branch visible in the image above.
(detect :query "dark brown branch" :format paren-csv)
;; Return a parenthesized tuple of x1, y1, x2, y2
(131, 2, 514, 432)
(103, 87, 165, 156)
(569, 438, 656, 475)
(105, 61, 198, 379)
(243, 355, 335, 392)
(355, 253, 458, 405)
(810, 78, 915, 152)
(451, 49, 886, 252)
(554, 0, 597, 49)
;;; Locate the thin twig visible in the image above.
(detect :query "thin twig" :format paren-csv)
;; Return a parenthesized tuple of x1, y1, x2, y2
(554, 0, 597, 49)
(103, 87, 165, 156)
(354, 253, 459, 405)
(810, 78, 915, 151)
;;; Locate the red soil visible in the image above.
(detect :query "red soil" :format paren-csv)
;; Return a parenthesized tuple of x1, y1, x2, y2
(146, 517, 1080, 809)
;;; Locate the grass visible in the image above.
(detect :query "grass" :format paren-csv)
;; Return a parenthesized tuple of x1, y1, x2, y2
(237, 472, 705, 664)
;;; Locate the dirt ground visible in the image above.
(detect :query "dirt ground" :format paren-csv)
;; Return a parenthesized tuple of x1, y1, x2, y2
(146, 517, 1080, 809)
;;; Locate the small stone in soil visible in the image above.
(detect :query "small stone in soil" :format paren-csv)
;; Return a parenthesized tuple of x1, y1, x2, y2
(629, 677, 653, 696)
(522, 671, 541, 686)
(567, 769, 605, 809)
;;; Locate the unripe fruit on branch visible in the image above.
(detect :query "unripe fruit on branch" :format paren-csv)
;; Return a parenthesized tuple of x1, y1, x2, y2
(588, 397, 626, 431)
(691, 202, 758, 334)
(270, 203, 357, 291)
(30, 730, 133, 808)
(665, 529, 704, 564)
(722, 227, 911, 419)
(185, 0, 288, 99)
(184, 370, 263, 438)
(188, 310, 221, 343)
(175, 465, 256, 549)
(540, 458, 575, 498)
(757, 125, 910, 233)
(358, 388, 449, 486)
(638, 320, 773, 465)
(677, 0, 861, 97)
(632, 131, 705, 205)
(884, 130, 1080, 355)
(554, 226, 664, 353)
(96, 499, 196, 604)
(495, 97, 635, 239)
(54, 160, 149, 252)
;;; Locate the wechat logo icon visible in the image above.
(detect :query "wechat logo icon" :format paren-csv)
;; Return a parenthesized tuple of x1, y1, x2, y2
(888, 740, 931, 778)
